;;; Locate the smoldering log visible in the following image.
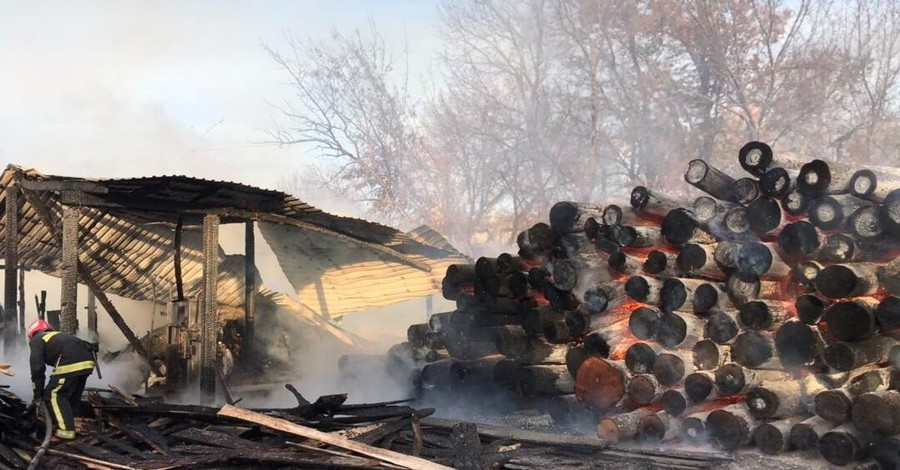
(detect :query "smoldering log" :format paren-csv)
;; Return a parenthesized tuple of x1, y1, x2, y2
(608, 251, 642, 275)
(784, 188, 812, 216)
(851, 390, 900, 439)
(661, 209, 716, 246)
(819, 424, 870, 466)
(817, 263, 881, 299)
(515, 338, 571, 365)
(681, 411, 711, 443)
(747, 197, 783, 234)
(566, 305, 629, 337)
(733, 177, 760, 205)
(706, 404, 759, 451)
(759, 167, 795, 198)
(880, 258, 900, 296)
(543, 316, 575, 344)
(676, 243, 726, 280)
(816, 368, 893, 424)
(791, 415, 835, 451)
(625, 275, 663, 305)
(597, 407, 657, 442)
(445, 264, 477, 289)
(547, 394, 593, 427)
(657, 311, 703, 348)
(738, 300, 793, 331)
(565, 345, 590, 380)
(736, 242, 790, 278)
(661, 389, 689, 417)
(850, 169, 900, 203)
(704, 309, 740, 345)
(428, 312, 453, 333)
(820, 234, 862, 263)
(421, 360, 457, 390)
(732, 330, 780, 369)
(637, 411, 678, 442)
(684, 371, 717, 402)
(777, 221, 822, 259)
(823, 298, 880, 342)
(796, 294, 827, 324)
(625, 342, 661, 374)
(738, 141, 776, 175)
(450, 356, 504, 389)
(523, 306, 563, 338)
(774, 319, 825, 368)
(882, 188, 900, 237)
(543, 284, 581, 311)
(407, 323, 430, 348)
(653, 351, 692, 387)
(692, 339, 731, 371)
(631, 186, 684, 221)
(527, 266, 552, 291)
(517, 222, 562, 261)
(643, 250, 677, 277)
(629, 306, 661, 340)
(575, 358, 629, 410)
(723, 206, 752, 237)
(511, 364, 576, 396)
(790, 261, 823, 293)
(549, 201, 604, 234)
(871, 436, 900, 470)
(850, 204, 887, 240)
(755, 417, 804, 455)
(424, 331, 445, 351)
(810, 195, 868, 230)
(628, 374, 662, 405)
(746, 376, 827, 419)
(824, 336, 897, 372)
(798, 159, 853, 195)
(659, 277, 707, 312)
(582, 324, 631, 358)
(715, 363, 789, 396)
(726, 272, 784, 304)
(693, 282, 733, 314)
(876, 296, 900, 330)
(684, 159, 738, 202)
(549, 258, 579, 292)
(426, 349, 450, 362)
(608, 225, 665, 248)
(693, 196, 734, 224)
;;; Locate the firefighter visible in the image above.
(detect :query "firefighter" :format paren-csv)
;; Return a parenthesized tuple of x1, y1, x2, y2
(28, 319, 96, 440)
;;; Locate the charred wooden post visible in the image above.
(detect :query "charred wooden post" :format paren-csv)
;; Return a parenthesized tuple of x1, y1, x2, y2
(755, 417, 804, 455)
(704, 309, 740, 344)
(791, 416, 834, 451)
(684, 371, 717, 402)
(657, 311, 702, 348)
(653, 351, 691, 387)
(819, 424, 870, 466)
(816, 368, 892, 424)
(3, 185, 18, 350)
(243, 221, 257, 360)
(549, 202, 604, 234)
(661, 388, 689, 416)
(575, 358, 628, 410)
(200, 213, 220, 405)
(732, 330, 779, 368)
(818, 263, 881, 299)
(86, 289, 97, 339)
(777, 221, 822, 259)
(747, 197, 783, 234)
(630, 186, 683, 221)
(597, 407, 657, 441)
(692, 339, 730, 370)
(693, 283, 732, 314)
(628, 374, 662, 405)
(774, 319, 825, 368)
(637, 411, 678, 442)
(824, 337, 897, 372)
(851, 390, 900, 437)
(661, 209, 716, 246)
(759, 167, 795, 199)
(684, 159, 738, 202)
(738, 300, 792, 331)
(823, 299, 880, 342)
(706, 404, 758, 450)
(733, 178, 760, 205)
(747, 376, 827, 419)
(643, 250, 677, 276)
(60, 204, 80, 335)
(715, 363, 788, 396)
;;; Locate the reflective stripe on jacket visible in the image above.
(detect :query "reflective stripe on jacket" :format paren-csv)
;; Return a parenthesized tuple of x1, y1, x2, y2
(30, 331, 95, 394)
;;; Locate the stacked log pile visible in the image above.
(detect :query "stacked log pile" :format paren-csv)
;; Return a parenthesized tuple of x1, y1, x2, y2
(387, 142, 900, 467)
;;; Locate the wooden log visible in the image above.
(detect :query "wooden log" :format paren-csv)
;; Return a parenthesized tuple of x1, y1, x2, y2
(819, 424, 870, 466)
(732, 330, 779, 368)
(736, 242, 790, 279)
(637, 411, 678, 442)
(706, 404, 759, 450)
(625, 342, 662, 374)
(218, 405, 455, 470)
(746, 375, 828, 419)
(659, 277, 706, 313)
(580, 281, 627, 315)
(629, 306, 661, 340)
(692, 339, 731, 370)
(499, 362, 578, 395)
(543, 284, 581, 311)
(628, 374, 662, 405)
(851, 390, 900, 437)
(424, 331, 445, 351)
(774, 319, 825, 368)
(850, 169, 900, 203)
(608, 250, 642, 275)
(661, 209, 716, 246)
(684, 371, 718, 402)
(681, 411, 711, 443)
(816, 368, 893, 424)
(547, 394, 592, 427)
(661, 388, 689, 417)
(565, 306, 629, 338)
(850, 204, 888, 240)
(652, 351, 692, 387)
(704, 309, 740, 344)
(881, 258, 900, 296)
(549, 201, 604, 234)
(420, 360, 457, 390)
(714, 363, 789, 396)
(583, 323, 630, 358)
(428, 312, 453, 333)
(738, 300, 793, 331)
(777, 221, 822, 259)
(597, 407, 657, 442)
(733, 177, 760, 205)
(643, 250, 677, 277)
(872, 435, 900, 470)
(726, 272, 783, 304)
(575, 358, 629, 410)
(754, 417, 805, 455)
(693, 283, 733, 314)
(724, 206, 752, 237)
(747, 197, 783, 234)
(565, 345, 590, 379)
(630, 186, 683, 221)
(817, 263, 881, 299)
(608, 225, 665, 248)
(685, 159, 738, 202)
(795, 294, 827, 324)
(625, 275, 662, 305)
(445, 264, 477, 289)
(798, 159, 852, 195)
(693, 196, 733, 224)
(883, 188, 900, 237)
(450, 356, 504, 389)
(790, 260, 823, 293)
(822, 298, 880, 342)
(676, 243, 726, 280)
(810, 195, 868, 230)
(759, 167, 796, 198)
(876, 296, 900, 330)
(514, 339, 570, 365)
(738, 141, 777, 176)
(791, 415, 834, 451)
(783, 188, 812, 216)
(657, 311, 703, 348)
(407, 323, 430, 349)
(824, 337, 897, 372)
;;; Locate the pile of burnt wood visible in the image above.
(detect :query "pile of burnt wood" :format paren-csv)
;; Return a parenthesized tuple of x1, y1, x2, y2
(386, 142, 900, 467)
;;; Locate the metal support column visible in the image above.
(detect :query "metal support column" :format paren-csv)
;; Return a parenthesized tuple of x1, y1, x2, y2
(200, 214, 219, 405)
(4, 186, 18, 352)
(243, 220, 256, 361)
(60, 205, 80, 335)
(86, 289, 97, 338)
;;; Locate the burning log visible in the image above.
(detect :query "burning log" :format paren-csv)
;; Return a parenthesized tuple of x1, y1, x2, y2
(819, 424, 870, 466)
(726, 273, 783, 304)
(789, 261, 823, 293)
(549, 202, 604, 234)
(790, 416, 834, 451)
(661, 389, 689, 416)
(798, 160, 854, 195)
(407, 323, 430, 349)
(810, 195, 868, 230)
(693, 196, 734, 224)
(693, 283, 733, 314)
(704, 309, 740, 344)
(450, 356, 504, 390)
(628, 374, 662, 405)
(732, 330, 779, 368)
(777, 221, 822, 259)
(746, 197, 784, 234)
(724, 206, 752, 237)
(851, 390, 900, 437)
(759, 167, 796, 199)
(774, 319, 825, 368)
(733, 177, 760, 205)
(597, 407, 657, 442)
(882, 188, 900, 236)
(637, 411, 678, 442)
(705, 404, 759, 450)
(631, 186, 683, 221)
(880, 258, 900, 296)
(754, 417, 805, 455)
(643, 250, 678, 277)
(681, 411, 711, 443)
(608, 225, 665, 248)
(815, 367, 893, 424)
(565, 307, 628, 338)
(692, 339, 730, 370)
(629, 306, 660, 340)
(823, 337, 897, 372)
(850, 205, 887, 240)
(822, 298, 880, 342)
(518, 223, 562, 262)
(684, 159, 738, 202)
(652, 351, 692, 387)
(684, 371, 717, 402)
(565, 345, 590, 379)
(608, 251, 642, 275)
(795, 294, 827, 324)
(817, 263, 881, 299)
(661, 209, 716, 246)
(580, 281, 626, 315)
(575, 358, 629, 410)
(746, 376, 827, 419)
(624, 342, 661, 374)
(657, 311, 703, 348)
(736, 242, 790, 279)
(714, 363, 788, 396)
(543, 284, 581, 311)
(850, 169, 900, 203)
(676, 243, 727, 280)
(511, 364, 576, 396)
(784, 189, 812, 216)
(738, 300, 793, 331)
(876, 296, 900, 329)
(512, 338, 571, 365)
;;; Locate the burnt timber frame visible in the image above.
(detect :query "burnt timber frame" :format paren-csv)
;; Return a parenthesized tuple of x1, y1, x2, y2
(244, 220, 256, 361)
(3, 184, 17, 353)
(200, 214, 219, 404)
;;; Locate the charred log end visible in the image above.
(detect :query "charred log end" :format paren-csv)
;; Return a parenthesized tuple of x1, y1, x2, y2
(775, 320, 820, 368)
(681, 416, 706, 443)
(584, 217, 602, 240)
(662, 389, 688, 416)
(629, 307, 660, 340)
(564, 310, 590, 337)
(582, 286, 611, 315)
(693, 283, 720, 314)
(584, 332, 612, 358)
(628, 375, 659, 405)
(565, 346, 590, 380)
(815, 389, 853, 424)
(790, 261, 821, 291)
(676, 244, 706, 273)
(656, 312, 688, 348)
(746, 387, 780, 419)
(685, 159, 710, 185)
(755, 423, 787, 455)
(609, 251, 628, 273)
(760, 167, 791, 198)
(692, 340, 722, 370)
(685, 372, 715, 402)
(625, 342, 658, 374)
(851, 205, 886, 240)
(876, 296, 900, 330)
(732, 331, 774, 368)
(819, 427, 866, 467)
(883, 189, 900, 236)
(643, 250, 668, 275)
(707, 409, 750, 450)
(790, 419, 826, 451)
(715, 364, 747, 396)
(823, 301, 877, 342)
(552, 259, 578, 292)
(798, 159, 832, 195)
(528, 266, 552, 291)
(734, 178, 760, 205)
(625, 276, 651, 302)
(739, 141, 773, 176)
(739, 300, 773, 330)
(693, 196, 718, 222)
(637, 413, 668, 442)
(821, 234, 856, 263)
(747, 197, 782, 233)
(823, 343, 858, 372)
(652, 353, 686, 387)
(705, 309, 739, 344)
(602, 205, 623, 226)
(631, 186, 651, 211)
(777, 221, 821, 258)
(736, 242, 773, 277)
(796, 294, 826, 324)
(811, 196, 845, 230)
(784, 189, 811, 216)
(724, 206, 751, 234)
(852, 392, 900, 438)
(575, 357, 626, 410)
(851, 170, 877, 199)
(549, 201, 580, 234)
(660, 278, 687, 312)
(610, 225, 638, 247)
(661, 209, 698, 246)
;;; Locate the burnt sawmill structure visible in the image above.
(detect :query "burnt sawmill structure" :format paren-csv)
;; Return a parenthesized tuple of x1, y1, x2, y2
(0, 164, 466, 404)
(381, 143, 900, 467)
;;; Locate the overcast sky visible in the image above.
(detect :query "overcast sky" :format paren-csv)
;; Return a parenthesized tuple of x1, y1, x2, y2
(0, 1, 441, 215)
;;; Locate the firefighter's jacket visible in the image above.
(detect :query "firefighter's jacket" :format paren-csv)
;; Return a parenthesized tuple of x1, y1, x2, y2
(30, 331, 95, 394)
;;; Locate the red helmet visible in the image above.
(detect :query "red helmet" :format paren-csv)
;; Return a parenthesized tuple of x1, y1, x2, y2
(27, 319, 52, 340)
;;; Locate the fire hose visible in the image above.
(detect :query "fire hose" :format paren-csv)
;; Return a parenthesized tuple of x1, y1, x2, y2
(27, 403, 52, 470)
